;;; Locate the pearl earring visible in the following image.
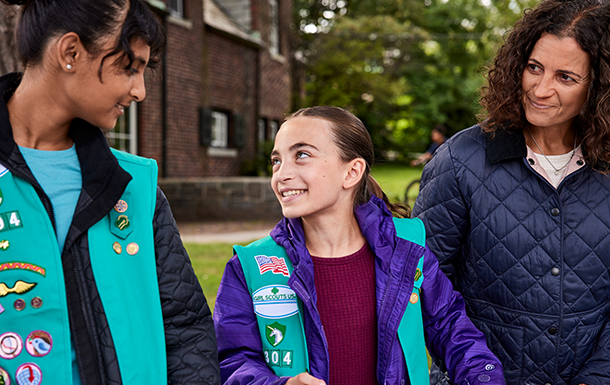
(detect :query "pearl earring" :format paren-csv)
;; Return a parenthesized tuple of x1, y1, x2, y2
(66, 64, 72, 70)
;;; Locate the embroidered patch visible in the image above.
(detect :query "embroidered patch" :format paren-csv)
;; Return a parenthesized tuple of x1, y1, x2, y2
(114, 215, 130, 230)
(0, 332, 23, 359)
(0, 281, 37, 297)
(410, 292, 419, 304)
(0, 302, 4, 315)
(0, 164, 7, 178)
(16, 362, 42, 385)
(0, 188, 3, 206)
(30, 297, 42, 309)
(0, 263, 46, 277)
(252, 285, 299, 319)
(0, 366, 10, 385)
(0, 240, 8, 250)
(255, 255, 290, 277)
(25, 331, 52, 357)
(266, 322, 286, 347)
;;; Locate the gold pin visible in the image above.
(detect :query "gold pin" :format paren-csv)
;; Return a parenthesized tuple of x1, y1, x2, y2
(113, 242, 122, 254)
(31, 297, 43, 309)
(126, 242, 139, 255)
(409, 293, 419, 304)
(114, 215, 130, 230)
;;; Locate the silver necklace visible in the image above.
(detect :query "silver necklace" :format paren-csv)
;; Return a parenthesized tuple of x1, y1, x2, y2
(526, 127, 576, 175)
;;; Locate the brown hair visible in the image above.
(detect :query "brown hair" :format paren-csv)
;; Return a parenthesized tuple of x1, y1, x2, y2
(284, 106, 411, 218)
(479, 0, 610, 170)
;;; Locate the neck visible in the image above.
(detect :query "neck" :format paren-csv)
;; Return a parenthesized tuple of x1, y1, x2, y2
(302, 208, 366, 258)
(525, 124, 576, 155)
(7, 68, 74, 150)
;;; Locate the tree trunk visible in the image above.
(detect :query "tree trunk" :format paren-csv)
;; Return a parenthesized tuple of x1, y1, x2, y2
(0, 3, 21, 75)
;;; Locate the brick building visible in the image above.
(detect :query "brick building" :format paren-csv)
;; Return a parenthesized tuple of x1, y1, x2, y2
(109, 0, 293, 178)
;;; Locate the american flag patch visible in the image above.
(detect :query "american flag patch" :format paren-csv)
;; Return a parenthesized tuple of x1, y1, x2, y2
(255, 255, 290, 277)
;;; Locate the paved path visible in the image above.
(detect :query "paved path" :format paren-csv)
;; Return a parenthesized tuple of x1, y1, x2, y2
(180, 229, 273, 244)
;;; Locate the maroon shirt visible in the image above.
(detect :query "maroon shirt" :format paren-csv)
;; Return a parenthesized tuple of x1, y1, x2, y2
(311, 243, 378, 385)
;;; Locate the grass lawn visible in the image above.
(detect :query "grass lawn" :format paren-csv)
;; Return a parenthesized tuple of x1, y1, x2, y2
(187, 163, 424, 310)
(371, 163, 423, 203)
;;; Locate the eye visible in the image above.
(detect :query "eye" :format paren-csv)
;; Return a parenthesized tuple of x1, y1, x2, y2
(527, 63, 541, 73)
(270, 157, 281, 167)
(559, 73, 576, 83)
(296, 151, 310, 160)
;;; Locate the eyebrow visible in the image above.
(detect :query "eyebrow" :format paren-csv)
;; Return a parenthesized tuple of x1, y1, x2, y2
(529, 58, 586, 80)
(270, 142, 318, 157)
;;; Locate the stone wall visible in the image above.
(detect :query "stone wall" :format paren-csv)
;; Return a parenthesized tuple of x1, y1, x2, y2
(159, 177, 282, 221)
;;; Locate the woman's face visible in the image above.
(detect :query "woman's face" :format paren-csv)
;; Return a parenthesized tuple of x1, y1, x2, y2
(521, 33, 590, 132)
(67, 37, 150, 130)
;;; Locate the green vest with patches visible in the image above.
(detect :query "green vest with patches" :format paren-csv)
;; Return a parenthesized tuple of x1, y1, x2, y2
(235, 217, 429, 384)
(0, 149, 166, 385)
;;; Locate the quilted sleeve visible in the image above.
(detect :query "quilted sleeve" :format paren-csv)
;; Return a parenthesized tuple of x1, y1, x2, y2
(421, 246, 506, 385)
(412, 140, 468, 270)
(154, 187, 221, 384)
(214, 255, 290, 385)
(572, 319, 610, 385)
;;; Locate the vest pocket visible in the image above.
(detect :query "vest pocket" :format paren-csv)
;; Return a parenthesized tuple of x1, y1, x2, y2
(468, 314, 524, 383)
(570, 322, 603, 378)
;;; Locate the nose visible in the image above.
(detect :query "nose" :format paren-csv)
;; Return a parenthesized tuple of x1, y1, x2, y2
(131, 73, 146, 102)
(532, 73, 555, 99)
(273, 160, 295, 182)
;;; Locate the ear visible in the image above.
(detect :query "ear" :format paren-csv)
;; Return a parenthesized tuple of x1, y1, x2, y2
(343, 158, 366, 190)
(55, 32, 84, 72)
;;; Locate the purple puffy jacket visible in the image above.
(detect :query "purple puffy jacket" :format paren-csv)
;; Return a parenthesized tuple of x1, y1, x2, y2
(213, 195, 505, 385)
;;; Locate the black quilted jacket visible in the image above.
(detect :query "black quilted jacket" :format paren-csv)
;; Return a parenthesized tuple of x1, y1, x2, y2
(0, 73, 220, 385)
(413, 125, 610, 385)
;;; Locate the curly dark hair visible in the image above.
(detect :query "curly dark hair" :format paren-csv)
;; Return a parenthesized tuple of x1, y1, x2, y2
(479, 0, 610, 170)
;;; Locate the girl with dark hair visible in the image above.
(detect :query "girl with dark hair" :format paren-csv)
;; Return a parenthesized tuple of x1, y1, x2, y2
(413, 0, 610, 384)
(214, 106, 505, 385)
(0, 1, 219, 384)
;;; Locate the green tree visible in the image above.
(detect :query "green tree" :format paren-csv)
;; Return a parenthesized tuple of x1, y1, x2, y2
(293, 0, 540, 158)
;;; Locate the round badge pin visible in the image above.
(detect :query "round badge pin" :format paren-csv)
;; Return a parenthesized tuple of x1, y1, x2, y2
(126, 242, 139, 256)
(114, 200, 128, 213)
(0, 366, 10, 385)
(25, 331, 52, 357)
(0, 332, 23, 359)
(13, 299, 25, 311)
(409, 292, 419, 304)
(15, 363, 42, 385)
(30, 297, 42, 309)
(113, 242, 122, 254)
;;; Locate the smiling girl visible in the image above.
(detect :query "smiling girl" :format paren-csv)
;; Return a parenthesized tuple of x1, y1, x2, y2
(214, 106, 505, 385)
(0, 1, 219, 384)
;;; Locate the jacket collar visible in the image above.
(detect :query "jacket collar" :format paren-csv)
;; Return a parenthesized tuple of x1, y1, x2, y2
(485, 127, 527, 165)
(0, 72, 132, 236)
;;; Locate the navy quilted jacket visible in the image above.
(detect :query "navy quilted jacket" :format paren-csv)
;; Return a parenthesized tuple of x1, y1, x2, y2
(214, 195, 505, 385)
(413, 124, 610, 385)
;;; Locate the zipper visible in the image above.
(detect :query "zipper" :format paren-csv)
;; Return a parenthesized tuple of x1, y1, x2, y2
(71, 248, 103, 385)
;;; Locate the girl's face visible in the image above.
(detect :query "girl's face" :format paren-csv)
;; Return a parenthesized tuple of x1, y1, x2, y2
(521, 33, 590, 132)
(270, 117, 355, 220)
(66, 37, 150, 130)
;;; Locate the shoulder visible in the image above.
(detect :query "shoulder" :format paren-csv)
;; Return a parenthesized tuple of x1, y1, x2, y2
(111, 148, 157, 169)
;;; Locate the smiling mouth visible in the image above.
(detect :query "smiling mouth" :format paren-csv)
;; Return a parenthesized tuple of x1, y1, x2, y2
(527, 98, 552, 109)
(282, 189, 306, 197)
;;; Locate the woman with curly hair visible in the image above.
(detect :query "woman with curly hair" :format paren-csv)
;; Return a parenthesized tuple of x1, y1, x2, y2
(412, 0, 610, 384)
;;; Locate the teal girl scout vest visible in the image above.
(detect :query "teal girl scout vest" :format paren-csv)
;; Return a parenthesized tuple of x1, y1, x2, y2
(0, 149, 166, 385)
(235, 217, 429, 385)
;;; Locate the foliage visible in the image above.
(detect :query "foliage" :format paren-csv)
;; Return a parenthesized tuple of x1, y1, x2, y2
(239, 140, 275, 176)
(292, 0, 540, 155)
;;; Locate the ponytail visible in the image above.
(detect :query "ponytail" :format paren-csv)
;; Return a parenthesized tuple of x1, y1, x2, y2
(365, 175, 411, 218)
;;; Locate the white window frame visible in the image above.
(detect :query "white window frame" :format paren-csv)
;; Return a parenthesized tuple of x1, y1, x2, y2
(106, 101, 138, 154)
(168, 0, 184, 18)
(211, 111, 229, 148)
(270, 120, 279, 140)
(269, 0, 280, 56)
(257, 118, 266, 145)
